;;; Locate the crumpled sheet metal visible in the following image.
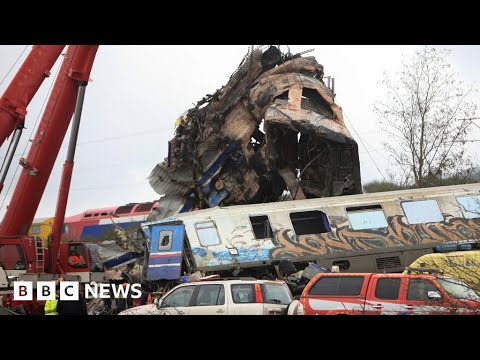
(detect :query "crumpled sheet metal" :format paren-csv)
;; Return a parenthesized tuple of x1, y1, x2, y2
(148, 46, 361, 221)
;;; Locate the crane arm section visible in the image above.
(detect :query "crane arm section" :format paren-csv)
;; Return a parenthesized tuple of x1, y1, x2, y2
(0, 45, 65, 148)
(0, 45, 98, 237)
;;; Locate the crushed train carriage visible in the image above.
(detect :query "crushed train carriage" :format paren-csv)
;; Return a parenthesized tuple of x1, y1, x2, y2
(147, 46, 362, 221)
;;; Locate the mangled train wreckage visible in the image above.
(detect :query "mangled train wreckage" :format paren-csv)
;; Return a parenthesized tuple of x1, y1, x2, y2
(148, 46, 362, 221)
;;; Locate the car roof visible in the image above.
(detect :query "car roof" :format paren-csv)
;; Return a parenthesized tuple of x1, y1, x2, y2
(311, 272, 440, 279)
(178, 279, 288, 286)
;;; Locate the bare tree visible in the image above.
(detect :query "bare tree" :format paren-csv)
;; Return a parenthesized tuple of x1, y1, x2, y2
(374, 46, 478, 188)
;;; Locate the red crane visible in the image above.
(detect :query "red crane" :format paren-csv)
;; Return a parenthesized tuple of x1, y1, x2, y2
(0, 45, 100, 299)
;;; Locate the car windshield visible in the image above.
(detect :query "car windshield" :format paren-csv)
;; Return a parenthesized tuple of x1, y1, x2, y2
(437, 278, 480, 300)
(261, 283, 292, 304)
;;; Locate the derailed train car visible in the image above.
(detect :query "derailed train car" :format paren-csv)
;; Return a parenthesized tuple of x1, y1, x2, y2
(141, 183, 480, 284)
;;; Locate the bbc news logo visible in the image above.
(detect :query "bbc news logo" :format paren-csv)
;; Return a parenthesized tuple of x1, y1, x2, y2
(13, 281, 142, 300)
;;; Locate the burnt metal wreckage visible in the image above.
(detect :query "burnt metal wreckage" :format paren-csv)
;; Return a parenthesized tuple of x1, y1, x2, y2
(148, 45, 362, 221)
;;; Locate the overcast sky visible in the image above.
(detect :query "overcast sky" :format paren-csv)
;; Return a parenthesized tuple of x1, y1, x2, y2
(1, 45, 480, 220)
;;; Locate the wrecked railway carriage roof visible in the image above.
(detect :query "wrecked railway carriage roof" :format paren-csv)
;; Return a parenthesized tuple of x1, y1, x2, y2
(148, 46, 361, 221)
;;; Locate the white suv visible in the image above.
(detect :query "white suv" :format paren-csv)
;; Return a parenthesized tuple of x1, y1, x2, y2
(118, 278, 304, 315)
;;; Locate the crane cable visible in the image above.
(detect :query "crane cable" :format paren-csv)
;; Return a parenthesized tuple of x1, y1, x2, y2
(0, 45, 29, 88)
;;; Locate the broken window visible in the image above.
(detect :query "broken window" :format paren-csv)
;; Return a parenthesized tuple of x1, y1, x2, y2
(346, 205, 388, 230)
(249, 215, 273, 239)
(289, 210, 331, 235)
(158, 230, 173, 251)
(300, 88, 334, 118)
(401, 200, 444, 225)
(195, 221, 221, 246)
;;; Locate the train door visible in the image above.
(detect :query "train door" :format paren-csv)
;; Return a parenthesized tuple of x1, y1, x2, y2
(145, 224, 185, 281)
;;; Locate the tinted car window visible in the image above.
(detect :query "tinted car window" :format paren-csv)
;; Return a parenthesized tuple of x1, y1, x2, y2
(375, 278, 401, 300)
(407, 279, 439, 301)
(231, 284, 256, 303)
(261, 283, 292, 304)
(195, 284, 225, 306)
(309, 276, 364, 296)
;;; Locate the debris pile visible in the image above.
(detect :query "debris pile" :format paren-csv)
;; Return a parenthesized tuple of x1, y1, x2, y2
(148, 46, 361, 220)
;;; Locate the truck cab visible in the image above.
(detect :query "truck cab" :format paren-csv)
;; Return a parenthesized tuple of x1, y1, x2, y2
(1, 240, 102, 290)
(300, 272, 480, 315)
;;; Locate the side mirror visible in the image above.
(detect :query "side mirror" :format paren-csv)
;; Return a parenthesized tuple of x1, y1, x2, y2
(427, 291, 442, 301)
(155, 299, 162, 308)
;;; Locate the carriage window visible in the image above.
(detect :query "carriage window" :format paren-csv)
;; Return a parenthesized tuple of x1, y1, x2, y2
(346, 205, 388, 230)
(250, 215, 273, 239)
(289, 211, 331, 235)
(84, 214, 92, 218)
(31, 225, 41, 234)
(135, 202, 154, 213)
(115, 204, 135, 215)
(456, 195, 480, 219)
(158, 230, 173, 251)
(401, 200, 444, 224)
(195, 221, 221, 246)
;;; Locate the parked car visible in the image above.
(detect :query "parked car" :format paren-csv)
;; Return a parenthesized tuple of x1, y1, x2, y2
(299, 272, 480, 315)
(118, 278, 304, 315)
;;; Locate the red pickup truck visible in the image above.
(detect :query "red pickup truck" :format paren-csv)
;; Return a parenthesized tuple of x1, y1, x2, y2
(299, 272, 480, 315)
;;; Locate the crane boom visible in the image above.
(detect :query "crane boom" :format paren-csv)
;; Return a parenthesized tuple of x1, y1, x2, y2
(0, 45, 64, 149)
(0, 45, 98, 237)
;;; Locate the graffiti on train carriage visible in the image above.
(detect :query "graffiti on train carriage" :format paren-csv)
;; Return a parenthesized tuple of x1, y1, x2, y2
(144, 183, 480, 280)
(270, 215, 480, 259)
(191, 215, 480, 266)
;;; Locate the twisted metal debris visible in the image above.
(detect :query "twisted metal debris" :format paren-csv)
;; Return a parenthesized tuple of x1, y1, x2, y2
(148, 46, 361, 220)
